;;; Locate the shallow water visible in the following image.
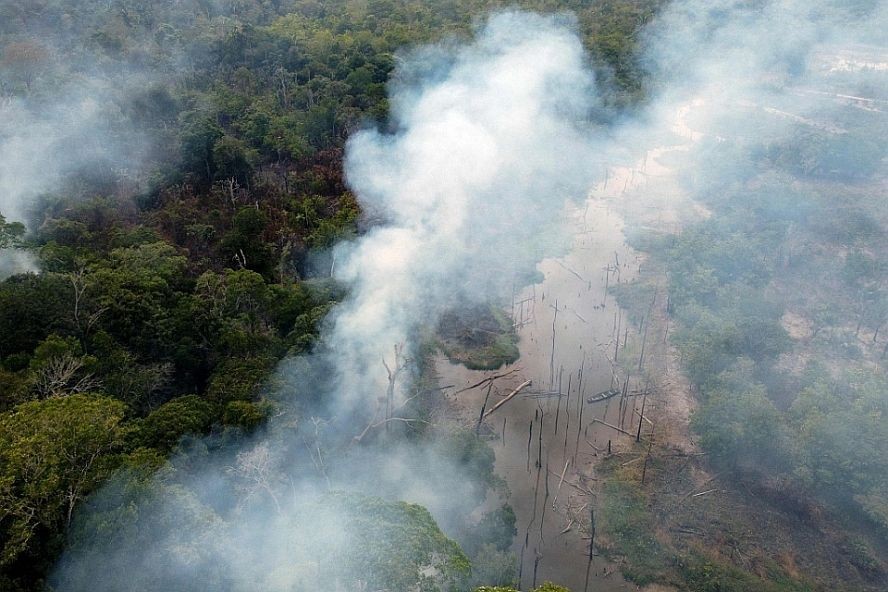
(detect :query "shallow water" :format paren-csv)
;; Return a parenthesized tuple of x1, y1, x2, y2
(438, 190, 648, 590)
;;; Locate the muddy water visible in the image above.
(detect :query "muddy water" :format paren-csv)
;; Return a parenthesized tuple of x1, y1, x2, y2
(436, 97, 708, 588)
(437, 177, 650, 590)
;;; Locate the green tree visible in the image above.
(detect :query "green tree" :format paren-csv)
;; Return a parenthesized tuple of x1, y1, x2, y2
(86, 242, 188, 359)
(132, 395, 218, 452)
(179, 116, 224, 185)
(0, 213, 25, 249)
(195, 268, 277, 355)
(692, 383, 788, 471)
(0, 273, 74, 362)
(212, 135, 256, 185)
(0, 395, 127, 577)
(315, 493, 471, 591)
(220, 208, 275, 277)
(27, 334, 99, 399)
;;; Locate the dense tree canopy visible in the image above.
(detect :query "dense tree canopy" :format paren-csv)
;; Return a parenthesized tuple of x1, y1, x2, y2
(0, 0, 665, 589)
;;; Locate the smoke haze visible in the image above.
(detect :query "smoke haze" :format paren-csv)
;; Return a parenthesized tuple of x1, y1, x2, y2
(50, 11, 604, 591)
(46, 0, 887, 589)
(0, 40, 161, 278)
(332, 11, 597, 408)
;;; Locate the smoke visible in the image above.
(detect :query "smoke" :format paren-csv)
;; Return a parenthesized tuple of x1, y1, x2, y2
(0, 82, 155, 217)
(0, 248, 35, 277)
(6, 89, 150, 195)
(331, 10, 597, 409)
(631, 0, 887, 159)
(615, 0, 888, 543)
(0, 23, 167, 278)
(50, 11, 602, 591)
(49, 0, 888, 588)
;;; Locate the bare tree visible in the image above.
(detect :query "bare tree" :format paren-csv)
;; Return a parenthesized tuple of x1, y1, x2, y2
(228, 443, 283, 514)
(33, 354, 102, 399)
(69, 267, 106, 339)
(382, 343, 407, 431)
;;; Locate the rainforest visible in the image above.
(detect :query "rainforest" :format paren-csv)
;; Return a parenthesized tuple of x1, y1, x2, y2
(0, 1, 886, 591)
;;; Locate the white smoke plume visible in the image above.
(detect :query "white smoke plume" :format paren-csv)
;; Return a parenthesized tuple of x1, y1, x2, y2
(51, 11, 602, 591)
(0, 41, 159, 277)
(623, 0, 887, 174)
(330, 10, 597, 408)
(49, 0, 888, 588)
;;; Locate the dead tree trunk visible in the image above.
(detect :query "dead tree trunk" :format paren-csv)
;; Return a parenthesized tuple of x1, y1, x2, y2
(476, 382, 494, 435)
(550, 300, 559, 388)
(642, 427, 655, 485)
(636, 390, 648, 443)
(583, 508, 596, 592)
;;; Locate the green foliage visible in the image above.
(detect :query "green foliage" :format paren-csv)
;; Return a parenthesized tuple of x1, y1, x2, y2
(222, 400, 267, 431)
(596, 459, 817, 592)
(0, 367, 28, 411)
(195, 268, 279, 355)
(304, 192, 361, 249)
(790, 371, 888, 499)
(475, 504, 517, 553)
(767, 128, 883, 181)
(439, 305, 520, 371)
(842, 249, 881, 287)
(287, 301, 334, 353)
(205, 356, 273, 403)
(25, 334, 99, 399)
(599, 473, 669, 585)
(678, 553, 813, 592)
(28, 334, 80, 367)
(839, 537, 881, 575)
(474, 582, 573, 592)
(88, 335, 172, 413)
(433, 429, 501, 503)
(617, 69, 888, 588)
(691, 382, 788, 471)
(855, 491, 888, 536)
(0, 1, 666, 588)
(86, 242, 189, 358)
(220, 208, 275, 277)
(61, 474, 225, 592)
(0, 273, 73, 360)
(212, 135, 257, 185)
(132, 395, 218, 452)
(462, 503, 518, 587)
(532, 584, 572, 592)
(318, 492, 471, 591)
(0, 395, 127, 579)
(469, 544, 518, 589)
(179, 116, 224, 185)
(0, 213, 25, 249)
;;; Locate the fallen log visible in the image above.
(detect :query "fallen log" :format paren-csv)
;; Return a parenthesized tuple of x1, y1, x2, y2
(483, 380, 532, 419)
(676, 474, 722, 505)
(634, 408, 653, 425)
(552, 459, 571, 507)
(584, 439, 603, 452)
(451, 367, 521, 396)
(672, 527, 705, 536)
(591, 417, 634, 436)
(692, 488, 718, 498)
(524, 390, 564, 399)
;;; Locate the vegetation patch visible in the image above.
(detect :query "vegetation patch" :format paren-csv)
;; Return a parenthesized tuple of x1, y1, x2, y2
(597, 460, 671, 585)
(438, 305, 520, 371)
(596, 445, 884, 592)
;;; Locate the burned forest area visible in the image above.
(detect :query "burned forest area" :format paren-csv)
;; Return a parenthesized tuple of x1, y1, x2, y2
(0, 1, 886, 592)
